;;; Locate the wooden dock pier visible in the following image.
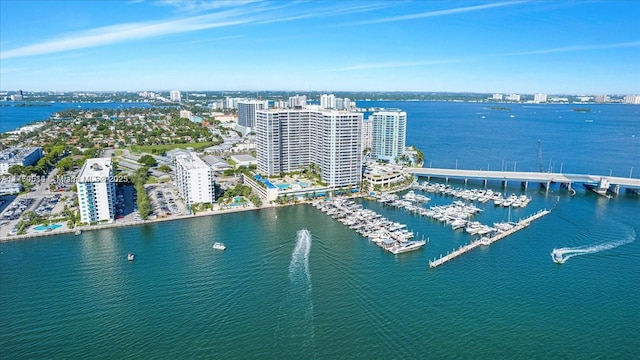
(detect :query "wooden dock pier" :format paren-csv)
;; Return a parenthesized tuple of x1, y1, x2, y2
(428, 209, 551, 268)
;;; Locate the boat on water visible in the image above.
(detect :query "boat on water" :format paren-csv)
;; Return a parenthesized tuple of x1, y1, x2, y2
(388, 240, 426, 255)
(212, 242, 226, 251)
(551, 250, 564, 264)
(127, 253, 135, 261)
(74, 228, 81, 235)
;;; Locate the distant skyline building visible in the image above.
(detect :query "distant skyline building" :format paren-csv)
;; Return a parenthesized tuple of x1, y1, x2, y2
(237, 100, 269, 131)
(175, 152, 215, 205)
(506, 94, 521, 102)
(76, 158, 116, 224)
(170, 90, 181, 102)
(492, 93, 503, 101)
(369, 110, 407, 162)
(288, 95, 307, 109)
(256, 109, 362, 188)
(361, 118, 373, 154)
(623, 95, 640, 104)
(594, 94, 610, 103)
(534, 93, 548, 103)
(320, 94, 336, 109)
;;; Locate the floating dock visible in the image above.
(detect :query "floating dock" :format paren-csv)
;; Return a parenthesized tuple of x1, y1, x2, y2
(428, 209, 551, 268)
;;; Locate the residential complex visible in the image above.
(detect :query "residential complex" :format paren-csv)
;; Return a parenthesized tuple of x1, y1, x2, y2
(256, 109, 362, 188)
(237, 100, 269, 132)
(175, 152, 215, 205)
(77, 158, 116, 224)
(0, 147, 43, 175)
(170, 90, 181, 102)
(534, 93, 548, 103)
(370, 110, 407, 162)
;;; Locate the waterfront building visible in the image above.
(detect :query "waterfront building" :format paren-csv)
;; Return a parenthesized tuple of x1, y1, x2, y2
(77, 158, 116, 224)
(237, 100, 269, 131)
(0, 147, 43, 175)
(170, 90, 181, 102)
(179, 110, 192, 119)
(534, 93, 548, 103)
(506, 94, 521, 102)
(369, 110, 407, 162)
(595, 94, 610, 103)
(175, 152, 215, 205)
(623, 95, 640, 104)
(492, 93, 503, 101)
(256, 109, 362, 188)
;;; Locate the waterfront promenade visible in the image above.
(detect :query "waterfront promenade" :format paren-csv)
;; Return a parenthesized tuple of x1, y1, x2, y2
(428, 209, 551, 268)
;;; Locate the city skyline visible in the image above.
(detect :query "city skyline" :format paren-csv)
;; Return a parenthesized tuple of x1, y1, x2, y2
(1, 0, 639, 94)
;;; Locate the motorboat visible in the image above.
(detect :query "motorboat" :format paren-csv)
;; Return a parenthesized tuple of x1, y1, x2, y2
(212, 242, 226, 251)
(387, 240, 426, 255)
(127, 253, 135, 261)
(551, 250, 564, 264)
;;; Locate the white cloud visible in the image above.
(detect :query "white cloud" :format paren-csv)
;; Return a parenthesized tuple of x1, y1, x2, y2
(349, 1, 526, 25)
(502, 41, 640, 56)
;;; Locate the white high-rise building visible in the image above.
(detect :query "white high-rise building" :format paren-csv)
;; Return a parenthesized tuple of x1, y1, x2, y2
(534, 93, 548, 103)
(361, 118, 373, 155)
(170, 90, 181, 102)
(369, 110, 407, 162)
(237, 100, 269, 129)
(623, 95, 640, 104)
(256, 109, 362, 188)
(506, 94, 521, 102)
(77, 158, 116, 224)
(288, 95, 307, 109)
(175, 152, 215, 205)
(320, 94, 336, 109)
(492, 93, 504, 101)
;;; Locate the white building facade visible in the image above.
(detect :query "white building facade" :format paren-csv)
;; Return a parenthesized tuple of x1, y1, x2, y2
(170, 90, 181, 102)
(175, 152, 215, 205)
(370, 110, 407, 162)
(77, 158, 116, 224)
(256, 109, 362, 188)
(534, 93, 548, 103)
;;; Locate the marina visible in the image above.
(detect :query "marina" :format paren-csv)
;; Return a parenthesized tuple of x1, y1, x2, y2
(428, 209, 551, 268)
(313, 198, 426, 254)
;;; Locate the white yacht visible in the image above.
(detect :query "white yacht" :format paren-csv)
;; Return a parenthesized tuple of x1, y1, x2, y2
(387, 240, 426, 255)
(127, 253, 135, 261)
(551, 249, 564, 264)
(212, 242, 226, 251)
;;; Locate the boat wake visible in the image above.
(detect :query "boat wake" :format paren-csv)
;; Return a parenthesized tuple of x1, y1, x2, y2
(276, 229, 315, 351)
(551, 229, 636, 264)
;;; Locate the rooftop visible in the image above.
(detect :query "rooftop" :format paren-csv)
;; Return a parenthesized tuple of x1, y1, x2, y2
(78, 158, 113, 182)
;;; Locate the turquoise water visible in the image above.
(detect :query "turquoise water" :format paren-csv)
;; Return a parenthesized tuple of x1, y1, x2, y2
(33, 224, 63, 231)
(278, 184, 291, 190)
(1, 102, 639, 359)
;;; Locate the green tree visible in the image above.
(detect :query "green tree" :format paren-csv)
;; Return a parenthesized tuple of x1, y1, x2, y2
(138, 154, 158, 167)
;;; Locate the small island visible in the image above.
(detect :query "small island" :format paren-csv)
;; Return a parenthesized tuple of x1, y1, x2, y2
(489, 106, 511, 111)
(572, 108, 591, 112)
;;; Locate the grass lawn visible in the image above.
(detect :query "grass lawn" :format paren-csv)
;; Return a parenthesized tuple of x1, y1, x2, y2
(129, 142, 216, 154)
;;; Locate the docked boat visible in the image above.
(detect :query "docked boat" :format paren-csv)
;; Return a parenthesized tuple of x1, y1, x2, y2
(127, 253, 135, 261)
(387, 240, 426, 255)
(212, 242, 226, 251)
(74, 228, 81, 235)
(551, 250, 564, 264)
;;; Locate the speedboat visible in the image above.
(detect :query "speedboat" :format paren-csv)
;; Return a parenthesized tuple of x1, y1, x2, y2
(551, 250, 563, 264)
(127, 253, 135, 261)
(212, 242, 226, 251)
(387, 240, 426, 255)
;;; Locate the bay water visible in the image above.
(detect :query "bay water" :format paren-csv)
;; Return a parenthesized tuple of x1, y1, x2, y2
(1, 101, 639, 359)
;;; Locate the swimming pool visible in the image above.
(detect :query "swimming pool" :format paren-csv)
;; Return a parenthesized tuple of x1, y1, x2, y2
(33, 224, 63, 231)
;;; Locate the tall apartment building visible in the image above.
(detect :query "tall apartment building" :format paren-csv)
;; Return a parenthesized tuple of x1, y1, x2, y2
(623, 95, 640, 104)
(256, 109, 362, 188)
(288, 95, 307, 109)
(361, 118, 373, 153)
(506, 94, 521, 101)
(0, 147, 43, 175)
(175, 152, 215, 205)
(77, 158, 116, 224)
(492, 93, 504, 101)
(320, 94, 336, 109)
(237, 100, 269, 129)
(369, 110, 407, 162)
(534, 93, 548, 103)
(594, 94, 610, 103)
(170, 90, 181, 102)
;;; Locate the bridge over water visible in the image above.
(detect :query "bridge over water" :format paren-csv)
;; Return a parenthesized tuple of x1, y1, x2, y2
(406, 167, 640, 195)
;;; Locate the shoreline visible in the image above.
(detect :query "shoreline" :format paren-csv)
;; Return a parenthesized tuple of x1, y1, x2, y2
(0, 184, 412, 243)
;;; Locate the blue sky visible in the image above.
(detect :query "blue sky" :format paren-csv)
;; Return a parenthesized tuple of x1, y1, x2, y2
(1, 0, 639, 94)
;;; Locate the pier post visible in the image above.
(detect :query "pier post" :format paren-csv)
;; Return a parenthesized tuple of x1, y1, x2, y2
(483, 179, 487, 188)
(522, 181, 528, 190)
(502, 180, 507, 188)
(546, 181, 551, 193)
(613, 185, 620, 195)
(465, 178, 468, 186)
